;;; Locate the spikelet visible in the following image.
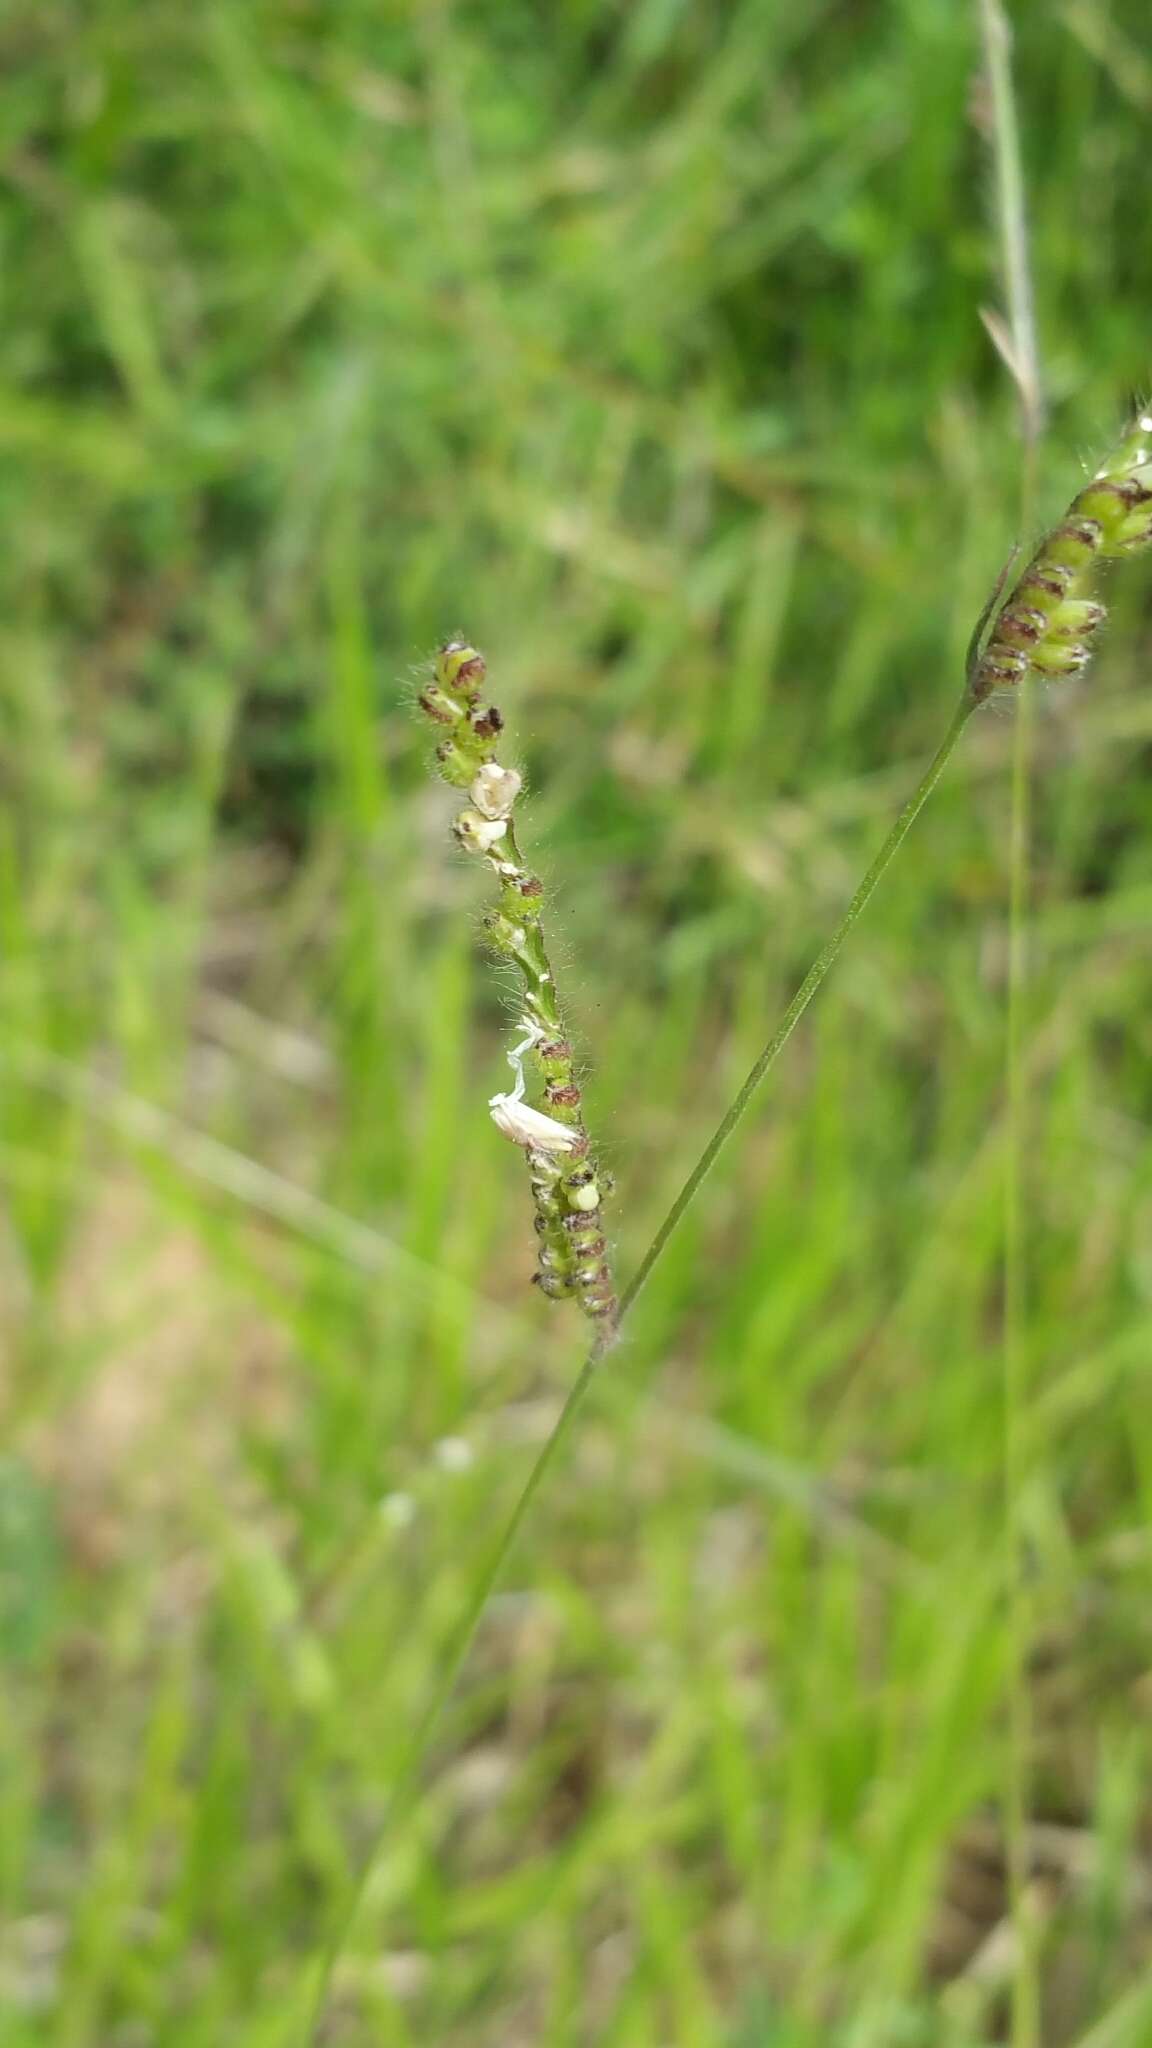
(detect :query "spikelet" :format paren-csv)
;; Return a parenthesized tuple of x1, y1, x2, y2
(971, 415, 1152, 703)
(418, 642, 618, 1340)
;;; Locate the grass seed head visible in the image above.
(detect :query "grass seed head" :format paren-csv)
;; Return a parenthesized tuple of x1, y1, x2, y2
(970, 414, 1152, 703)
(419, 639, 618, 1339)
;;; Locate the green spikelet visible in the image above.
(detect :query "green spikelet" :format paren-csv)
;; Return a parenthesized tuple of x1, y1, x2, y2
(971, 414, 1152, 702)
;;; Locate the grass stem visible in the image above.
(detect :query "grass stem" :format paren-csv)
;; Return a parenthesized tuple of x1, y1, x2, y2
(1005, 669, 1039, 2048)
(978, 1, 1044, 2038)
(978, 0, 1043, 449)
(619, 694, 976, 1317)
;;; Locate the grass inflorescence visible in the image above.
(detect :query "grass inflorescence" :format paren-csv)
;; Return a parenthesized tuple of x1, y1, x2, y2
(971, 415, 1152, 701)
(419, 640, 618, 1338)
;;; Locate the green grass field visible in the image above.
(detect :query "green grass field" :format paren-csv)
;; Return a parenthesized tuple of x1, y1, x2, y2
(4, 2, 1152, 2042)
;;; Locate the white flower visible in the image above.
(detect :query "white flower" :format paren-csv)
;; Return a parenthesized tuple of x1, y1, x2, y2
(471, 763, 522, 820)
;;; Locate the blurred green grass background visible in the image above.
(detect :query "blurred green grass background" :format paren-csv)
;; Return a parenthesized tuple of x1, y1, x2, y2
(3, 1, 1152, 2042)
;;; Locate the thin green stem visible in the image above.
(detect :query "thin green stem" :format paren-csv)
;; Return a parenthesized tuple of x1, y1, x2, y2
(978, 3, 1043, 2039)
(303, 1348, 599, 2039)
(978, 0, 1042, 448)
(1005, 669, 1038, 2048)
(620, 693, 974, 1317)
(305, 687, 976, 2039)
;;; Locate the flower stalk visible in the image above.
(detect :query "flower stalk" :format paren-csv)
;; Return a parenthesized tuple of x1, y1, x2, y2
(419, 641, 618, 1340)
